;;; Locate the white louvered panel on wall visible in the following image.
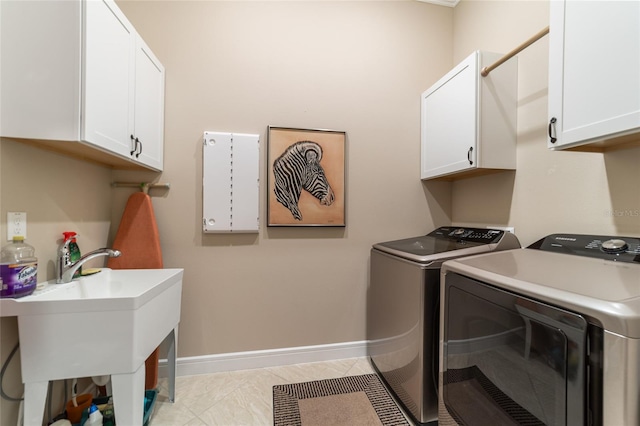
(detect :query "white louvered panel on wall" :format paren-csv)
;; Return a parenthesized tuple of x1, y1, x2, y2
(203, 131, 259, 233)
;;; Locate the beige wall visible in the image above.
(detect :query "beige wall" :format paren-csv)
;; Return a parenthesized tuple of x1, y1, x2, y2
(451, 0, 640, 245)
(113, 0, 454, 359)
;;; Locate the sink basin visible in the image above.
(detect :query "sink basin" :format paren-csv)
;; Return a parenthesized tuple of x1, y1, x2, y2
(0, 268, 183, 426)
(1, 268, 182, 316)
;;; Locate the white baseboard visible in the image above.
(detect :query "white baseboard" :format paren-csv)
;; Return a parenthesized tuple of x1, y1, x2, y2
(158, 340, 369, 377)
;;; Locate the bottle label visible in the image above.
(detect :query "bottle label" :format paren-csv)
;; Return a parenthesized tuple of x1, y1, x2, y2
(0, 262, 38, 298)
(69, 242, 82, 278)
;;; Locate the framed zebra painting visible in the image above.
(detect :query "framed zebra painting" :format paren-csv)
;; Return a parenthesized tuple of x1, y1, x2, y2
(267, 126, 346, 227)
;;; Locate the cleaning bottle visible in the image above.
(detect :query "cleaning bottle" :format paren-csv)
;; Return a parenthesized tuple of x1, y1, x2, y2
(62, 232, 82, 278)
(101, 397, 115, 426)
(85, 404, 103, 426)
(0, 236, 38, 298)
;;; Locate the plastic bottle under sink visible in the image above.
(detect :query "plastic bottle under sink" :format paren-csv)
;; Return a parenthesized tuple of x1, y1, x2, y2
(85, 404, 103, 426)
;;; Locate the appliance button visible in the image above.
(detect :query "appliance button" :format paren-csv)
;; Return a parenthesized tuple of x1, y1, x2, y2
(601, 239, 629, 253)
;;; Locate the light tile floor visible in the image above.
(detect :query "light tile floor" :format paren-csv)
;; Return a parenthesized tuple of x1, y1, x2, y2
(150, 357, 411, 426)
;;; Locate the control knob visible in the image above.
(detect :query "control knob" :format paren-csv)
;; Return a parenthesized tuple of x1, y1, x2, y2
(453, 228, 466, 236)
(601, 239, 628, 253)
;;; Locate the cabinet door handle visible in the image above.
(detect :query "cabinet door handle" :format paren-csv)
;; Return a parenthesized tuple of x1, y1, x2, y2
(467, 146, 474, 165)
(130, 135, 136, 155)
(548, 117, 557, 144)
(135, 137, 142, 158)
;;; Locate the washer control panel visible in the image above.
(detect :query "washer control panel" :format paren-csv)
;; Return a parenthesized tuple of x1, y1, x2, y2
(429, 227, 506, 244)
(528, 233, 640, 263)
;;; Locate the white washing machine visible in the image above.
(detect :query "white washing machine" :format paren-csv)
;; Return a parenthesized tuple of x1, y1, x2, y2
(368, 226, 521, 425)
(440, 233, 640, 426)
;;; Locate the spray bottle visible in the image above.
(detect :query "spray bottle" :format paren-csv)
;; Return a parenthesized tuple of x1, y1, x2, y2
(62, 232, 82, 278)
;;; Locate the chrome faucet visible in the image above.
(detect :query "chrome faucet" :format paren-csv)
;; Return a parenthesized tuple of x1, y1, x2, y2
(56, 240, 121, 283)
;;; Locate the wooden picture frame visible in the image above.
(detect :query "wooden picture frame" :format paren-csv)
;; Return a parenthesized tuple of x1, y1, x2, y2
(267, 126, 346, 227)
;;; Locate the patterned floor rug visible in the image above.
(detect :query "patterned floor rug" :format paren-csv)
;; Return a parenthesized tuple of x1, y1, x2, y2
(273, 374, 409, 426)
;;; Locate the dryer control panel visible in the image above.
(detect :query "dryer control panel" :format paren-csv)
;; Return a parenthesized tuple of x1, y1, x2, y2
(528, 233, 640, 263)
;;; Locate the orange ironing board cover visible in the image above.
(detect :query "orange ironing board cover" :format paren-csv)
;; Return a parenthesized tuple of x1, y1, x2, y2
(108, 192, 163, 389)
(108, 192, 163, 269)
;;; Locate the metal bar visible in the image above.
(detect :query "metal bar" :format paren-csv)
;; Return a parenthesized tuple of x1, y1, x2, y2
(111, 182, 171, 190)
(481, 26, 549, 77)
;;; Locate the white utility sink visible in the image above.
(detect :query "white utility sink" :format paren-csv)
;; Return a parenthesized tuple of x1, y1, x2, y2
(0, 268, 183, 426)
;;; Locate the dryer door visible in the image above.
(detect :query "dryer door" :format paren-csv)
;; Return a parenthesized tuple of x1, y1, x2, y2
(442, 273, 588, 426)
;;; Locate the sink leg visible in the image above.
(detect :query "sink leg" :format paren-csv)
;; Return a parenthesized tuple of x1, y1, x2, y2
(111, 364, 145, 426)
(167, 326, 178, 403)
(23, 381, 48, 426)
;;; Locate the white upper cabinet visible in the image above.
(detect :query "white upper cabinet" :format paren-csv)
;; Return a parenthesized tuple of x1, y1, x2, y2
(0, 0, 165, 171)
(421, 51, 518, 180)
(547, 0, 640, 151)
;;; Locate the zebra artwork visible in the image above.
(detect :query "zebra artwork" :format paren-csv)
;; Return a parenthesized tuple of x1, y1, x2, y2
(273, 141, 335, 220)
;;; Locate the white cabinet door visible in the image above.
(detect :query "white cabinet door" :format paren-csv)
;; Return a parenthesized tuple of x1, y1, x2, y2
(421, 53, 477, 179)
(131, 36, 165, 171)
(548, 0, 640, 150)
(83, 0, 135, 158)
